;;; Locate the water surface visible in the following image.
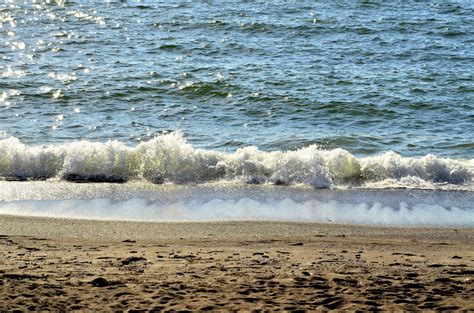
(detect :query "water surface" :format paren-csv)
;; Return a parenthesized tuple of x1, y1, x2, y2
(1, 1, 473, 158)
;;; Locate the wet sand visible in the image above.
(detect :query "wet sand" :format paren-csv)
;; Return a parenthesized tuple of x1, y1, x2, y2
(1, 215, 473, 311)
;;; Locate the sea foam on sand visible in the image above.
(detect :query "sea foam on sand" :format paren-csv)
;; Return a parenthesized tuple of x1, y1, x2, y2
(0, 182, 472, 226)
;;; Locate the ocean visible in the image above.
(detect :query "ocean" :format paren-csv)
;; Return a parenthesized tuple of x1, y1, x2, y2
(0, 1, 473, 225)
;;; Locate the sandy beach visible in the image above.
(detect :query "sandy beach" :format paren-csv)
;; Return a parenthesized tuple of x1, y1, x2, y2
(1, 215, 473, 311)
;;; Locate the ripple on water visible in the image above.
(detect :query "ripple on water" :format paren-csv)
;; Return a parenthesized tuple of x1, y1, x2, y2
(0, 1, 472, 159)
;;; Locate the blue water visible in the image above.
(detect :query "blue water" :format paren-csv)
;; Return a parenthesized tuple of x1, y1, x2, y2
(1, 1, 473, 155)
(0, 1, 473, 191)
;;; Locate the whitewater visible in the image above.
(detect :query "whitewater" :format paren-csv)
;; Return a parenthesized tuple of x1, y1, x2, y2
(1, 132, 472, 226)
(0, 132, 472, 190)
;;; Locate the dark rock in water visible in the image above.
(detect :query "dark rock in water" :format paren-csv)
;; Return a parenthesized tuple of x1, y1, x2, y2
(148, 176, 164, 184)
(90, 277, 110, 287)
(121, 256, 146, 265)
(246, 176, 262, 184)
(3, 175, 48, 182)
(272, 179, 288, 186)
(313, 184, 330, 190)
(63, 173, 126, 183)
(4, 175, 28, 181)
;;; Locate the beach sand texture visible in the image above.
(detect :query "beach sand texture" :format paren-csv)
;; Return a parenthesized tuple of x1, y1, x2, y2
(1, 216, 473, 311)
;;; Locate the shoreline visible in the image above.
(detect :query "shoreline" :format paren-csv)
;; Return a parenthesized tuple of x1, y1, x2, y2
(1, 214, 473, 241)
(1, 214, 473, 310)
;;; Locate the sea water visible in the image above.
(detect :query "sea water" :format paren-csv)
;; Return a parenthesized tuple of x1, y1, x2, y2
(0, 2, 472, 225)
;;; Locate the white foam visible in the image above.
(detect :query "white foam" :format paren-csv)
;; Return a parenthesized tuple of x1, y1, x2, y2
(0, 197, 472, 226)
(0, 182, 472, 226)
(0, 133, 472, 190)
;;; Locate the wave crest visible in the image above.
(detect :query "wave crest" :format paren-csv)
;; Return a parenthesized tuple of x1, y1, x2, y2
(0, 133, 472, 189)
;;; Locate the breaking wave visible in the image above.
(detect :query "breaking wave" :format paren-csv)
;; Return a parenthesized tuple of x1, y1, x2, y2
(0, 132, 472, 190)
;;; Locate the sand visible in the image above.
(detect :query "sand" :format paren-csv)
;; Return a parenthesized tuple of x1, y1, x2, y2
(1, 215, 473, 311)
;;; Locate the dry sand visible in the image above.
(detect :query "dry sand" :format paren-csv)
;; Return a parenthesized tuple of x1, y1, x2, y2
(1, 215, 473, 311)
